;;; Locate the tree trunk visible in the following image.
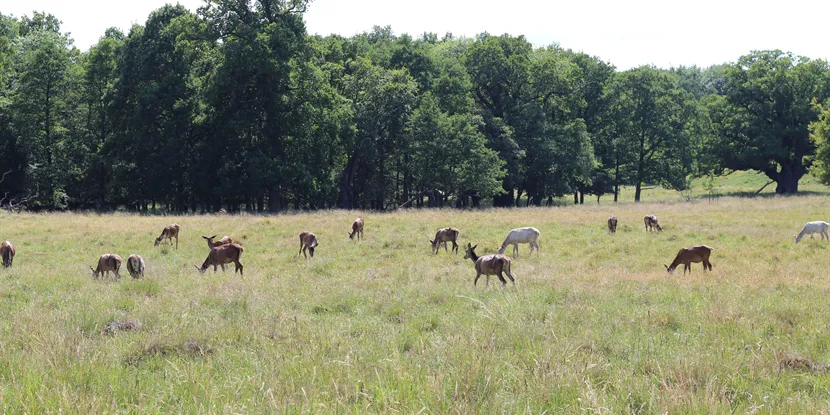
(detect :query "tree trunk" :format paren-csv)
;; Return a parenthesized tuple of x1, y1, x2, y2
(515, 189, 523, 207)
(573, 191, 578, 204)
(493, 186, 514, 207)
(268, 188, 281, 212)
(774, 158, 805, 194)
(634, 182, 642, 202)
(338, 157, 357, 209)
(579, 191, 584, 204)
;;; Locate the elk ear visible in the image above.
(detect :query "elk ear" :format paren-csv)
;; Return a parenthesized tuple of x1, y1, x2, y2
(472, 244, 477, 250)
(467, 242, 472, 248)
(201, 236, 208, 240)
(210, 235, 217, 239)
(664, 264, 669, 270)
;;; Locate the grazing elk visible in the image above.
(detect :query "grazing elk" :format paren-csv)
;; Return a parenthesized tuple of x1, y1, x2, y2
(665, 245, 713, 275)
(1, 240, 14, 268)
(196, 243, 244, 275)
(795, 221, 830, 243)
(126, 254, 145, 279)
(349, 217, 364, 240)
(154, 224, 180, 249)
(202, 235, 233, 249)
(430, 227, 459, 254)
(497, 227, 540, 257)
(608, 216, 618, 233)
(464, 243, 516, 287)
(91, 254, 123, 280)
(644, 215, 662, 232)
(299, 231, 319, 258)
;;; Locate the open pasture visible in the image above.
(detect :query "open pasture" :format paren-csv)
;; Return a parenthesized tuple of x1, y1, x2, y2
(2, 196, 830, 412)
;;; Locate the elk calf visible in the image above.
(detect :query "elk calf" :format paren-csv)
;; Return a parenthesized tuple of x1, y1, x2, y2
(349, 218, 364, 240)
(91, 254, 123, 280)
(795, 221, 830, 243)
(608, 216, 618, 233)
(464, 243, 516, 287)
(430, 227, 459, 254)
(196, 243, 244, 275)
(126, 254, 145, 279)
(299, 231, 319, 258)
(644, 215, 662, 232)
(665, 245, 713, 275)
(202, 235, 233, 249)
(1, 240, 14, 268)
(497, 227, 540, 257)
(154, 224, 180, 249)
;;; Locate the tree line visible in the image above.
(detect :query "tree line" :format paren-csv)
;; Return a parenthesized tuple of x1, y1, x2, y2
(1, 1, 830, 212)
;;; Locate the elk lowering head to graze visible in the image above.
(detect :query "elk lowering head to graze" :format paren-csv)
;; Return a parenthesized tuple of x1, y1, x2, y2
(795, 221, 830, 243)
(430, 227, 459, 254)
(196, 243, 244, 275)
(665, 245, 713, 275)
(644, 215, 662, 232)
(497, 227, 540, 257)
(608, 216, 618, 233)
(126, 254, 145, 279)
(202, 235, 233, 250)
(91, 254, 122, 280)
(1, 240, 14, 268)
(349, 218, 364, 240)
(154, 224, 180, 249)
(464, 243, 516, 287)
(299, 231, 319, 258)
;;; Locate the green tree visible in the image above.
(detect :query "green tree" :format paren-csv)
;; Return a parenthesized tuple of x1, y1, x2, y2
(706, 50, 830, 194)
(610, 66, 696, 201)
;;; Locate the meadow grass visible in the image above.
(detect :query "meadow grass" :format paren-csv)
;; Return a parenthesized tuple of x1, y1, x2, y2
(2, 195, 830, 413)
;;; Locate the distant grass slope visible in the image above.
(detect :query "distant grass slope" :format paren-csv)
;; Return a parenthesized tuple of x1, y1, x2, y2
(613, 170, 830, 203)
(3, 197, 830, 412)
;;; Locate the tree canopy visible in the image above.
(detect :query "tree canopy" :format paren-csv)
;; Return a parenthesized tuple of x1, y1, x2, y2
(1, 6, 829, 212)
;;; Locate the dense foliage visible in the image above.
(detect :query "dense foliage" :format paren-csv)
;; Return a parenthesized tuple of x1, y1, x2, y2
(1, 2, 829, 211)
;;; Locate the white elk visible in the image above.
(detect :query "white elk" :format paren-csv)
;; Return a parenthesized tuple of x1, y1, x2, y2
(497, 227, 540, 257)
(795, 221, 830, 243)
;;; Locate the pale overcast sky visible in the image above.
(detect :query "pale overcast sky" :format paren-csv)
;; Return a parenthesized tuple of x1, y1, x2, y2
(4, 0, 828, 70)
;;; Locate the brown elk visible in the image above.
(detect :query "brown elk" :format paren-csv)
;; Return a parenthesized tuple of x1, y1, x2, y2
(91, 254, 123, 280)
(1, 240, 14, 268)
(154, 224, 180, 249)
(608, 216, 618, 233)
(126, 254, 145, 279)
(202, 235, 233, 249)
(430, 227, 459, 254)
(299, 231, 318, 258)
(665, 245, 713, 275)
(196, 243, 244, 275)
(644, 215, 662, 232)
(463, 243, 516, 287)
(349, 218, 364, 240)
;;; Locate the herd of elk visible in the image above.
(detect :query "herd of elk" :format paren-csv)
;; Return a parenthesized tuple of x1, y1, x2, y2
(197, 243, 244, 275)
(498, 227, 540, 257)
(665, 245, 713, 275)
(127, 254, 145, 279)
(464, 243, 516, 287)
(154, 224, 180, 249)
(430, 227, 459, 255)
(644, 214, 662, 232)
(795, 221, 829, 243)
(203, 235, 233, 249)
(91, 254, 122, 280)
(299, 231, 319, 258)
(1, 240, 14, 268)
(607, 216, 618, 233)
(349, 218, 364, 240)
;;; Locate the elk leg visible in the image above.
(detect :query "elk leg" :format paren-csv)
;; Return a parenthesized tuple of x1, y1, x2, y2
(235, 261, 243, 275)
(452, 241, 458, 254)
(221, 264, 226, 272)
(302, 246, 308, 258)
(513, 244, 519, 258)
(175, 236, 178, 250)
(299, 243, 304, 257)
(474, 272, 482, 286)
(497, 272, 507, 286)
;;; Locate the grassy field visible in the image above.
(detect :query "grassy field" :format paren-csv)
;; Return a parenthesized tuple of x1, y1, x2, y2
(3, 194, 830, 412)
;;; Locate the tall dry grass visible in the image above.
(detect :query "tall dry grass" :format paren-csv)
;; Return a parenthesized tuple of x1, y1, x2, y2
(1, 196, 830, 413)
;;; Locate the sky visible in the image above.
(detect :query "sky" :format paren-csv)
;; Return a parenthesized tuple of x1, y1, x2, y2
(4, 0, 829, 70)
